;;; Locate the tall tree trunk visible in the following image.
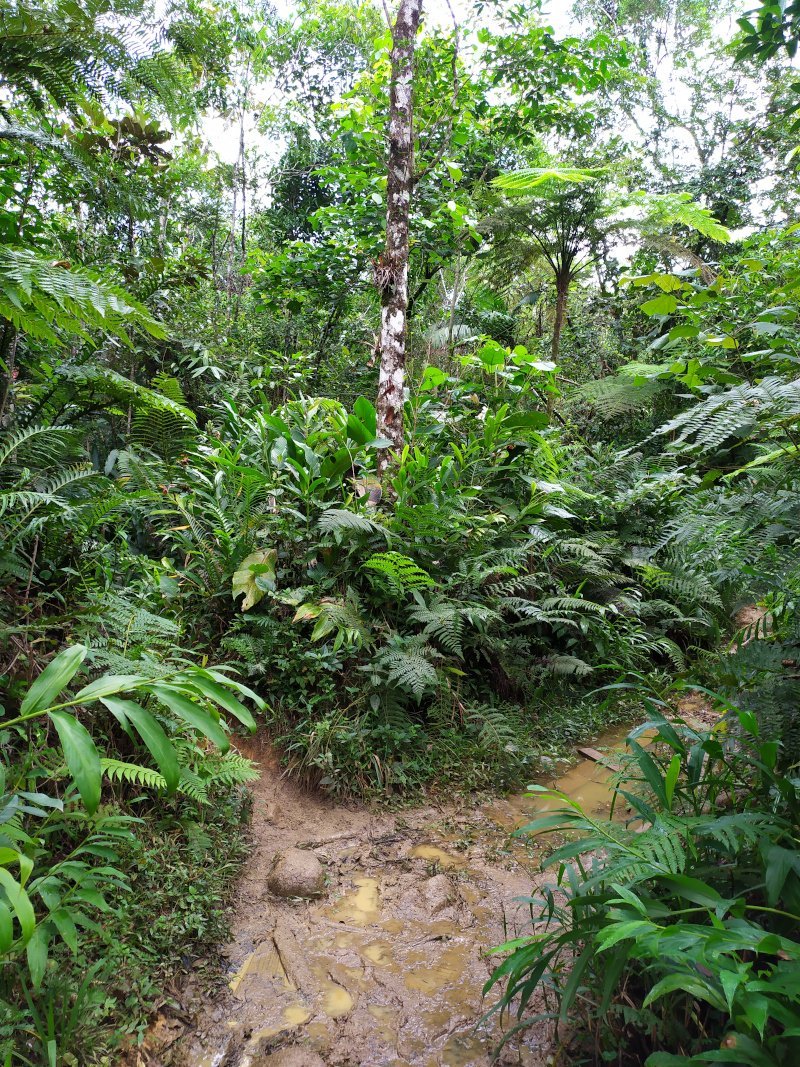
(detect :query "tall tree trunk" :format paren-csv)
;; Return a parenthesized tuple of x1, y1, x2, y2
(375, 0, 423, 475)
(552, 273, 569, 363)
(547, 272, 571, 417)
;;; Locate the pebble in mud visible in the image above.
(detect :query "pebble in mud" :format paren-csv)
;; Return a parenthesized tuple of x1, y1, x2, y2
(423, 873, 454, 915)
(252, 1048, 326, 1067)
(267, 847, 325, 898)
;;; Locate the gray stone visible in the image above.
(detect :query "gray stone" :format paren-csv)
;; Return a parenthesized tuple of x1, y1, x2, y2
(267, 847, 325, 898)
(255, 1049, 326, 1067)
(423, 873, 453, 914)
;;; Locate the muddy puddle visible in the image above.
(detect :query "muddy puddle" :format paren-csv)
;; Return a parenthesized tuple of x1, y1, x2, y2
(152, 727, 635, 1067)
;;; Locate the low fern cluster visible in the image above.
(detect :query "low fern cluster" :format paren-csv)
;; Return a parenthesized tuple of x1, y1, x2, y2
(487, 688, 800, 1065)
(146, 393, 719, 794)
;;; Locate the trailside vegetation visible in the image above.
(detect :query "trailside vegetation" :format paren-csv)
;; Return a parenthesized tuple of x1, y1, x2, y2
(0, 0, 798, 1062)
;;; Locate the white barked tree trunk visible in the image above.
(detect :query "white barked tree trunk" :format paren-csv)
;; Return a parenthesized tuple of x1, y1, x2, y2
(375, 0, 423, 476)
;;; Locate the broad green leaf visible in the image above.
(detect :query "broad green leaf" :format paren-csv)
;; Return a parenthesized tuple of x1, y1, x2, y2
(596, 919, 654, 952)
(0, 868, 35, 941)
(664, 754, 681, 810)
(741, 992, 770, 1038)
(476, 340, 506, 368)
(232, 548, 277, 612)
(345, 413, 371, 445)
(49, 711, 102, 814)
(21, 645, 87, 715)
(719, 967, 743, 1013)
(641, 294, 678, 317)
(419, 365, 448, 391)
(73, 675, 143, 702)
(628, 739, 667, 807)
(0, 901, 12, 952)
(763, 844, 800, 906)
(751, 320, 783, 336)
(18, 853, 32, 887)
(182, 676, 256, 733)
(51, 908, 79, 954)
(626, 272, 686, 292)
(353, 396, 377, 437)
(321, 446, 355, 480)
(100, 697, 179, 792)
(26, 925, 49, 988)
(659, 874, 724, 908)
(504, 412, 549, 432)
(17, 791, 62, 811)
(643, 972, 726, 1012)
(609, 883, 648, 915)
(293, 602, 323, 624)
(148, 685, 229, 752)
(204, 669, 268, 712)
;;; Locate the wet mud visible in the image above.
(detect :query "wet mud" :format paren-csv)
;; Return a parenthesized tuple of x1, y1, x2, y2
(148, 725, 645, 1067)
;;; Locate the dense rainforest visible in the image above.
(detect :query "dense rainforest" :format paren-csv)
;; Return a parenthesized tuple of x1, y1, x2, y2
(1, 0, 799, 1063)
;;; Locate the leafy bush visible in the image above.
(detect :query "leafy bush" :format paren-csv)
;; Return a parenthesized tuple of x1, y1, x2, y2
(486, 682, 800, 1066)
(0, 786, 251, 1064)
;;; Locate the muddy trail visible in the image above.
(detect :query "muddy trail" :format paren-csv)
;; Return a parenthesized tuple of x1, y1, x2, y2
(144, 724, 659, 1067)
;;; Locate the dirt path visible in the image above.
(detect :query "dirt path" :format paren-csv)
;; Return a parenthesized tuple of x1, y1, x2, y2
(147, 727, 639, 1067)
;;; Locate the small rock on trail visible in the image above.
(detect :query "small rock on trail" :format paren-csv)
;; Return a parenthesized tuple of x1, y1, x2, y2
(267, 847, 325, 898)
(253, 1048, 326, 1066)
(422, 873, 454, 915)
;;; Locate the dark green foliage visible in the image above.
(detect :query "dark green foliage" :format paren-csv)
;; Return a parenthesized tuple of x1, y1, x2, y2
(0, 787, 250, 1063)
(486, 686, 800, 1066)
(1, 0, 799, 1060)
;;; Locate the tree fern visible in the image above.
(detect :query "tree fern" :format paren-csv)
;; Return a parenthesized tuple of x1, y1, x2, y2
(654, 377, 800, 455)
(0, 423, 75, 468)
(55, 364, 194, 423)
(409, 597, 499, 657)
(578, 373, 669, 419)
(0, 0, 194, 119)
(130, 373, 196, 461)
(493, 166, 605, 192)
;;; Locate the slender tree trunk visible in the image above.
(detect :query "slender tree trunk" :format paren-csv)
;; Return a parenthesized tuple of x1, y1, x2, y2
(375, 0, 423, 475)
(552, 273, 569, 363)
(547, 274, 572, 417)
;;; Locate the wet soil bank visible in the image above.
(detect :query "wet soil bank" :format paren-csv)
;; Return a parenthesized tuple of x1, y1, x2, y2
(143, 723, 658, 1067)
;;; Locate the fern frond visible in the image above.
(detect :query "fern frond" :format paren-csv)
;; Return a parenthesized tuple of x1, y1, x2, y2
(544, 654, 594, 677)
(317, 508, 388, 538)
(0, 423, 74, 468)
(378, 648, 440, 699)
(465, 704, 520, 753)
(101, 758, 167, 791)
(0, 248, 166, 343)
(362, 551, 435, 593)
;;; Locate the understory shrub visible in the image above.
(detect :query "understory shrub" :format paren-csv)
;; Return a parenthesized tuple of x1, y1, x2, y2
(486, 679, 800, 1066)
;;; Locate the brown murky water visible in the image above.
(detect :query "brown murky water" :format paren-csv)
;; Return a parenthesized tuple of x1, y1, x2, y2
(152, 727, 635, 1067)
